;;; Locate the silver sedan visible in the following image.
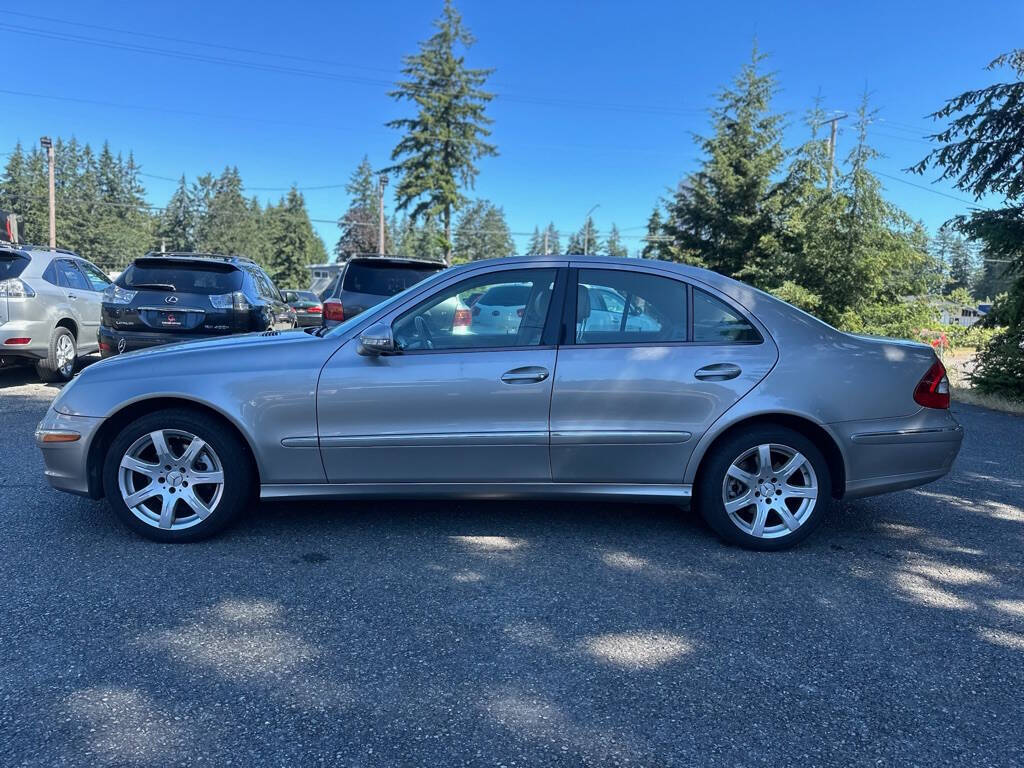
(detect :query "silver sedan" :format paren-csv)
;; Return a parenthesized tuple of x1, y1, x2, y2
(36, 256, 963, 549)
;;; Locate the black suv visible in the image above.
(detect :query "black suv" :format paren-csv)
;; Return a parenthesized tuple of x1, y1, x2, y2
(99, 253, 296, 357)
(320, 256, 445, 326)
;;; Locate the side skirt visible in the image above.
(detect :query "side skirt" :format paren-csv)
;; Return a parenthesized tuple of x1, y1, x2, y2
(260, 482, 693, 503)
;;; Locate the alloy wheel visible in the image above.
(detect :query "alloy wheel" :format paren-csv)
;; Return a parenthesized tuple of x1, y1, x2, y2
(56, 334, 75, 377)
(721, 443, 818, 539)
(117, 429, 225, 531)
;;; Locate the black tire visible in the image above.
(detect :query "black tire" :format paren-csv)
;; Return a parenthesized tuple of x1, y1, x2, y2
(695, 425, 831, 551)
(102, 409, 253, 542)
(35, 326, 77, 383)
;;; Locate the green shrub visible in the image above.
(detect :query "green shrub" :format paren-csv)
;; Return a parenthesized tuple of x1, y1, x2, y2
(969, 322, 1024, 401)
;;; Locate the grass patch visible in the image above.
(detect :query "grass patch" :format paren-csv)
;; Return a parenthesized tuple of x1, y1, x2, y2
(952, 386, 1024, 416)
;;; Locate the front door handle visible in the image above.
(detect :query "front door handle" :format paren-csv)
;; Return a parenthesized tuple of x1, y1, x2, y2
(501, 366, 549, 384)
(695, 363, 742, 381)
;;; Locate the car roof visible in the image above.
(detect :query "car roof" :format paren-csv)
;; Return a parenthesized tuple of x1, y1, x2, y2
(346, 255, 446, 268)
(140, 251, 255, 265)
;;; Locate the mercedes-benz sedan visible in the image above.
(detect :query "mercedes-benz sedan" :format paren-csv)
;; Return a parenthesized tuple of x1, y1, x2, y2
(36, 256, 963, 549)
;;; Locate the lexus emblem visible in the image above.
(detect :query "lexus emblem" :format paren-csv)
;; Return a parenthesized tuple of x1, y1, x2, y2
(165, 295, 178, 304)
(117, 338, 127, 354)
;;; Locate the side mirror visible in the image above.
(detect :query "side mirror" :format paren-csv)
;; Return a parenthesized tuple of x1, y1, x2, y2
(357, 322, 397, 356)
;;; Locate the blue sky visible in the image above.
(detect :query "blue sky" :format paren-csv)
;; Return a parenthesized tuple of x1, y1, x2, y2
(2, 0, 1019, 255)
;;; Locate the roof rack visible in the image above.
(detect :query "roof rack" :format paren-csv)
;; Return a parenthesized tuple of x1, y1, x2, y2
(142, 251, 256, 264)
(0, 240, 80, 256)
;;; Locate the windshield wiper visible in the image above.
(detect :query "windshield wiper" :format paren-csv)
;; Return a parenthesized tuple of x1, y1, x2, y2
(132, 283, 176, 291)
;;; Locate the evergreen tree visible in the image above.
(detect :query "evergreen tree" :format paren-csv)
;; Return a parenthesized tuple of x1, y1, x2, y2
(544, 222, 561, 255)
(640, 207, 671, 260)
(606, 223, 628, 257)
(947, 235, 977, 294)
(452, 198, 513, 262)
(264, 187, 327, 289)
(662, 45, 786, 283)
(335, 156, 382, 259)
(156, 175, 197, 252)
(566, 217, 601, 254)
(385, 0, 496, 265)
(195, 167, 261, 260)
(526, 226, 544, 254)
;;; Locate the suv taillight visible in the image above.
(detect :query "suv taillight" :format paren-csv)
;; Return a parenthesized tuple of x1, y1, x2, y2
(210, 291, 251, 311)
(323, 300, 345, 323)
(454, 308, 471, 327)
(914, 358, 950, 409)
(0, 278, 35, 298)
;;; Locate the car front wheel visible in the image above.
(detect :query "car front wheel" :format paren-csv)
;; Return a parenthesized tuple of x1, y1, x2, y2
(696, 425, 831, 551)
(102, 409, 252, 542)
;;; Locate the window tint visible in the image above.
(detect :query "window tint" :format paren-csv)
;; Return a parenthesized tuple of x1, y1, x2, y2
(575, 269, 687, 344)
(394, 269, 556, 352)
(692, 289, 761, 343)
(250, 267, 280, 300)
(56, 260, 91, 291)
(0, 253, 29, 280)
(78, 260, 111, 291)
(119, 261, 243, 294)
(343, 262, 442, 297)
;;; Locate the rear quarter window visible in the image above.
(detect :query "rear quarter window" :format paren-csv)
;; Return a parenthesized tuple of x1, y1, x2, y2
(692, 289, 762, 343)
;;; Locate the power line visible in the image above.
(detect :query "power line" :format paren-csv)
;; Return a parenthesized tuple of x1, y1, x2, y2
(871, 169, 988, 207)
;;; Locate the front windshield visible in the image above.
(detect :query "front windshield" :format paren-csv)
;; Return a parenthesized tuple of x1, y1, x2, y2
(324, 266, 452, 337)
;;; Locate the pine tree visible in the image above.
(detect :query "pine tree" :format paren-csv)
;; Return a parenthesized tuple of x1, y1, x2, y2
(452, 199, 513, 262)
(640, 207, 670, 260)
(265, 187, 327, 289)
(526, 226, 544, 255)
(544, 222, 560, 255)
(156, 176, 197, 252)
(662, 44, 786, 282)
(335, 156, 382, 259)
(385, 0, 496, 265)
(947, 235, 977, 294)
(566, 217, 601, 254)
(195, 167, 261, 260)
(606, 223, 628, 257)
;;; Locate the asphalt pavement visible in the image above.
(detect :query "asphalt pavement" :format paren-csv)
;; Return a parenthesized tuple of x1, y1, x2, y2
(1, 361, 1022, 767)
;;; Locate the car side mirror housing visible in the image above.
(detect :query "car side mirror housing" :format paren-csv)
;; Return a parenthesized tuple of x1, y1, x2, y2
(357, 322, 397, 356)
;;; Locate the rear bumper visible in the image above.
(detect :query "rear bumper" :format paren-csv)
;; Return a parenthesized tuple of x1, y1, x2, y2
(98, 326, 228, 357)
(1, 318, 53, 359)
(36, 408, 105, 497)
(833, 410, 964, 500)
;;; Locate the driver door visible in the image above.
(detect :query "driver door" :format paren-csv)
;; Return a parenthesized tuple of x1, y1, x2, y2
(317, 264, 566, 483)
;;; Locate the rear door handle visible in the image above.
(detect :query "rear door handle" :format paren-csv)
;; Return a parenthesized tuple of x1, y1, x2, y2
(501, 366, 549, 384)
(695, 363, 742, 381)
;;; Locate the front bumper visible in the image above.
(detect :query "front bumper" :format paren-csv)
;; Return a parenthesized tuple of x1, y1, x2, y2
(834, 409, 964, 500)
(36, 408, 105, 497)
(98, 326, 227, 357)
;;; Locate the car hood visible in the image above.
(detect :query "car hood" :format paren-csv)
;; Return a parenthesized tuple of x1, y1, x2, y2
(98, 329, 313, 366)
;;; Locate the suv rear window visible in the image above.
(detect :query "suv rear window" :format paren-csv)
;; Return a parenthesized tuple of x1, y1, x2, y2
(342, 262, 441, 297)
(0, 252, 29, 281)
(118, 260, 243, 294)
(478, 284, 532, 306)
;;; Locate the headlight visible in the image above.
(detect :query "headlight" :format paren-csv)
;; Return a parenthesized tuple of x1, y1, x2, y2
(0, 278, 35, 298)
(102, 284, 137, 305)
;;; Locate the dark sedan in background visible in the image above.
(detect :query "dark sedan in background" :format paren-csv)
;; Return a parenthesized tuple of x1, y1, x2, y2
(282, 289, 323, 327)
(321, 255, 444, 326)
(99, 253, 295, 357)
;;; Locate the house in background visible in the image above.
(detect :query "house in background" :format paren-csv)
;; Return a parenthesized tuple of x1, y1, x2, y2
(902, 296, 989, 328)
(307, 262, 343, 296)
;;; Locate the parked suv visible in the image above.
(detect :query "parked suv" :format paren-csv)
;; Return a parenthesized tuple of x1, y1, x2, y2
(98, 253, 295, 357)
(321, 256, 444, 327)
(1, 244, 110, 381)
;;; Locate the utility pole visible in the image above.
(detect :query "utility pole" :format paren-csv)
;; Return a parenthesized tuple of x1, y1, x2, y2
(39, 136, 56, 249)
(823, 113, 848, 192)
(377, 174, 388, 256)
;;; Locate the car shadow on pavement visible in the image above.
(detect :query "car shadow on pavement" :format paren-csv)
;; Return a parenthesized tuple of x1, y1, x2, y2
(7, 403, 1022, 766)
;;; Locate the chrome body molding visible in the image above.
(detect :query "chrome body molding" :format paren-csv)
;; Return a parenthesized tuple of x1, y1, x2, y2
(850, 425, 964, 445)
(550, 430, 692, 445)
(260, 482, 693, 502)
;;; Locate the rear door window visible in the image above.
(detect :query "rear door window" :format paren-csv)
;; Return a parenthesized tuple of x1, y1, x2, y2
(56, 259, 91, 291)
(119, 261, 243, 294)
(343, 262, 442, 297)
(574, 269, 688, 344)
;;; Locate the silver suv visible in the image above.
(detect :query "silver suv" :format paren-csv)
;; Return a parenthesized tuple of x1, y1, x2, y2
(0, 244, 110, 382)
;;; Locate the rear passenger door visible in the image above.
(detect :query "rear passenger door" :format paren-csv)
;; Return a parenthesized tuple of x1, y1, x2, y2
(548, 265, 778, 484)
(53, 259, 96, 347)
(75, 260, 110, 353)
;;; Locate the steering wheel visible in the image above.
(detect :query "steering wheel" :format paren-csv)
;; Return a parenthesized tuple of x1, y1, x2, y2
(414, 315, 434, 350)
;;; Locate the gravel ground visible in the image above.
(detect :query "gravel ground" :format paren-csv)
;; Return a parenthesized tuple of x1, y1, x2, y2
(1, 361, 1022, 767)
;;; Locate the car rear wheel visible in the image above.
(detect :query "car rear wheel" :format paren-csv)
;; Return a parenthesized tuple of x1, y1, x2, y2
(102, 409, 253, 542)
(696, 425, 831, 551)
(36, 327, 77, 383)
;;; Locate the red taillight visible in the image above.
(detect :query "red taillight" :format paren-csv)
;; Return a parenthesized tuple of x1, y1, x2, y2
(323, 300, 345, 323)
(454, 308, 471, 327)
(517, 307, 525, 317)
(307, 306, 322, 314)
(3, 337, 30, 345)
(98, 341, 111, 352)
(914, 358, 950, 409)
